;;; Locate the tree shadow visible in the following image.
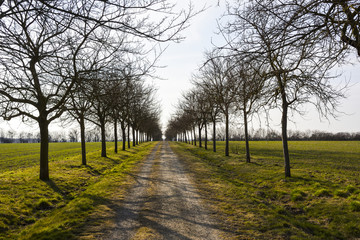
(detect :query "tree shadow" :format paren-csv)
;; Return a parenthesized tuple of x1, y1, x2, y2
(84, 165, 102, 176)
(44, 179, 67, 197)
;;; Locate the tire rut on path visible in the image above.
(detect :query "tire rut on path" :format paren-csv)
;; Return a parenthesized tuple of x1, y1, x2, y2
(109, 141, 224, 240)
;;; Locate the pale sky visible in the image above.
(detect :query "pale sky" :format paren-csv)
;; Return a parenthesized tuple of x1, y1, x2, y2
(156, 1, 360, 134)
(1, 1, 359, 135)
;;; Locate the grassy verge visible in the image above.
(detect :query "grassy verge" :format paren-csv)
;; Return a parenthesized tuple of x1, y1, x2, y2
(170, 141, 360, 239)
(0, 141, 157, 240)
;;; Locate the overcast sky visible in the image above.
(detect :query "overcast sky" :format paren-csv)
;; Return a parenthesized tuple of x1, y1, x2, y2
(156, 1, 360, 133)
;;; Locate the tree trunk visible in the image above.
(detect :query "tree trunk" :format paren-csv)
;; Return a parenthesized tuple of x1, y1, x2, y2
(39, 118, 49, 180)
(114, 119, 118, 153)
(80, 116, 86, 165)
(184, 131, 187, 143)
(132, 126, 136, 147)
(282, 100, 291, 177)
(100, 120, 107, 157)
(244, 109, 250, 163)
(121, 122, 126, 151)
(198, 124, 202, 148)
(136, 129, 139, 145)
(127, 125, 131, 149)
(204, 121, 208, 150)
(225, 111, 229, 156)
(213, 119, 216, 152)
(193, 126, 197, 146)
(191, 130, 193, 145)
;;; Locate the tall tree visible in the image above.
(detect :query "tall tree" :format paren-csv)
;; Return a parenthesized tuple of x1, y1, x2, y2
(0, 1, 79, 180)
(221, 1, 346, 177)
(67, 78, 93, 165)
(229, 56, 266, 163)
(0, 0, 194, 180)
(196, 53, 238, 156)
(86, 73, 118, 158)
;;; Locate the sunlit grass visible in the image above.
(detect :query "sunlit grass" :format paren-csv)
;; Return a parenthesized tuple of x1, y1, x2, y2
(0, 142, 103, 173)
(171, 141, 360, 239)
(0, 141, 157, 240)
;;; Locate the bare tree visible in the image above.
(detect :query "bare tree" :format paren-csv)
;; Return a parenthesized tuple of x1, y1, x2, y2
(85, 73, 117, 158)
(180, 90, 207, 148)
(196, 52, 238, 156)
(67, 78, 93, 165)
(68, 129, 79, 142)
(0, 0, 194, 180)
(221, 1, 346, 177)
(275, 0, 360, 56)
(166, 109, 194, 143)
(0, 1, 80, 180)
(193, 78, 222, 152)
(128, 81, 157, 146)
(229, 56, 266, 163)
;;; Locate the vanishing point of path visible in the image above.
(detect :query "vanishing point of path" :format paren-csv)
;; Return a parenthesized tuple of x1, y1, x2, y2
(107, 141, 226, 240)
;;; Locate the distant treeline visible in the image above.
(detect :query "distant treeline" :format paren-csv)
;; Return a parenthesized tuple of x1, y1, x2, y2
(229, 129, 360, 141)
(0, 127, 128, 144)
(172, 128, 360, 142)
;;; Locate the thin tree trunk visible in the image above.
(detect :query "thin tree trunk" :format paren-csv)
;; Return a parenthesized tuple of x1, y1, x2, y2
(204, 121, 208, 150)
(127, 125, 131, 149)
(39, 118, 49, 180)
(198, 124, 202, 148)
(132, 126, 136, 147)
(121, 122, 126, 151)
(282, 100, 291, 177)
(80, 116, 86, 165)
(100, 120, 107, 157)
(225, 111, 229, 156)
(114, 119, 118, 153)
(136, 129, 139, 145)
(213, 119, 216, 152)
(193, 126, 197, 146)
(184, 131, 187, 143)
(191, 130, 193, 145)
(244, 109, 250, 163)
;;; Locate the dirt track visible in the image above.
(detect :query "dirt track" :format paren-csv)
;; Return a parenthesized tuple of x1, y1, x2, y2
(108, 141, 224, 240)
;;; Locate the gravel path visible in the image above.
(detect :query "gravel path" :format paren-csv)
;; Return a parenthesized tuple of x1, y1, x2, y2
(109, 141, 224, 240)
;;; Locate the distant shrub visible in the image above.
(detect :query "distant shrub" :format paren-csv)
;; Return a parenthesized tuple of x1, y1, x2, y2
(314, 189, 332, 197)
(291, 189, 306, 201)
(350, 201, 360, 212)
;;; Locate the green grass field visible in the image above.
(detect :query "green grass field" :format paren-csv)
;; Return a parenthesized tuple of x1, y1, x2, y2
(170, 141, 360, 239)
(0, 141, 157, 240)
(0, 142, 103, 173)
